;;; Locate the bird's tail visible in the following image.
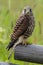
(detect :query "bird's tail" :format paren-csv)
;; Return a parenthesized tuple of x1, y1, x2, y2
(6, 40, 15, 51)
(8, 41, 20, 59)
(6, 37, 22, 59)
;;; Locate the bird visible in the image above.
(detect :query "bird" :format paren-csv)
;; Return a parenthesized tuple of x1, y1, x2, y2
(6, 6, 35, 59)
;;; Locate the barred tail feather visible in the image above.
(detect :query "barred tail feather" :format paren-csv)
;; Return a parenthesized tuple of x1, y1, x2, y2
(6, 40, 15, 51)
(8, 40, 21, 59)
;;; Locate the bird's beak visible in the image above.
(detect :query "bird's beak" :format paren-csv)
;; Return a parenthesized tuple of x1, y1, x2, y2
(26, 10, 30, 14)
(26, 12, 29, 15)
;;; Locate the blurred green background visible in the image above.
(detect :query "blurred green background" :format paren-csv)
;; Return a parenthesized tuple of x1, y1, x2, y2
(0, 0, 43, 65)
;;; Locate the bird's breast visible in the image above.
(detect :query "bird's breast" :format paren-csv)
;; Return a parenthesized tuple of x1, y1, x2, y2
(24, 15, 35, 38)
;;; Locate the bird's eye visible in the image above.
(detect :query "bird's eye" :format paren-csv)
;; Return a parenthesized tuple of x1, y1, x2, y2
(30, 9, 32, 12)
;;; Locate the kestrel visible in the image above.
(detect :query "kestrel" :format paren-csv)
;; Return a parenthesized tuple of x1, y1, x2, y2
(7, 6, 35, 59)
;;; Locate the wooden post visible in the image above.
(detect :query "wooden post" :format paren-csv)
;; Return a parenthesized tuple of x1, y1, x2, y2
(14, 44, 43, 64)
(0, 62, 17, 65)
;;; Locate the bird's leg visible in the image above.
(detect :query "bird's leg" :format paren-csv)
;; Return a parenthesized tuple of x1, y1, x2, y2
(23, 39, 28, 46)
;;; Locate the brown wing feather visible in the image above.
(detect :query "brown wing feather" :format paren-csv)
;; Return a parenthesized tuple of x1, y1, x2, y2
(11, 15, 29, 41)
(7, 15, 29, 50)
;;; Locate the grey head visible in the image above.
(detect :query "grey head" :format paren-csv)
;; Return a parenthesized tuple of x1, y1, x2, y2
(22, 6, 32, 15)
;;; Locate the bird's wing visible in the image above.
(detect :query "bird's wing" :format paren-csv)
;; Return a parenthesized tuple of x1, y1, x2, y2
(11, 15, 29, 41)
(7, 15, 29, 50)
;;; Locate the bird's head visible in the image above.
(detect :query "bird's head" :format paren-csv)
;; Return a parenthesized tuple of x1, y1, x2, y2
(22, 6, 32, 15)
